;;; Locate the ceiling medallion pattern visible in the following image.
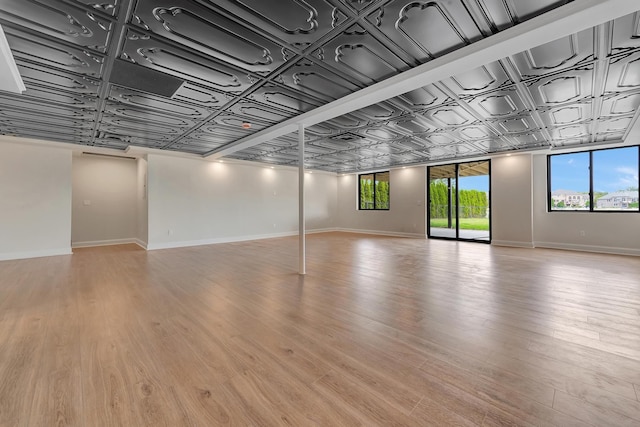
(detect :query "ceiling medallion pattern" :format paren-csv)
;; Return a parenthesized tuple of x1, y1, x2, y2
(0, 0, 639, 172)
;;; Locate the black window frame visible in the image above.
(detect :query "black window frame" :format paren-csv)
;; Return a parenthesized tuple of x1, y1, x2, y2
(358, 171, 390, 210)
(547, 145, 640, 213)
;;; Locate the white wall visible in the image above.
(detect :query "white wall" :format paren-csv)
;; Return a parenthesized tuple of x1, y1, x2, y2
(146, 155, 337, 250)
(136, 158, 148, 247)
(532, 154, 640, 256)
(0, 141, 72, 260)
(336, 167, 426, 237)
(71, 154, 138, 247)
(491, 155, 534, 247)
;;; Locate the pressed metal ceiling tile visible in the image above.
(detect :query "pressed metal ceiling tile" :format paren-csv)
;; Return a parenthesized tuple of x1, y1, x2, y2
(441, 62, 514, 98)
(0, 0, 113, 52)
(455, 125, 498, 140)
(362, 127, 405, 142)
(366, 0, 486, 62)
(527, 66, 594, 107)
(103, 103, 195, 127)
(496, 115, 540, 134)
(423, 105, 477, 128)
(224, 100, 297, 124)
(278, 59, 363, 101)
(248, 84, 321, 113)
(207, 113, 267, 132)
(595, 115, 636, 134)
(611, 11, 640, 53)
(74, 0, 120, 16)
(19, 86, 98, 109)
(122, 29, 259, 93)
(1, 0, 639, 172)
(601, 91, 640, 116)
(353, 102, 404, 121)
(17, 62, 100, 95)
(172, 83, 230, 110)
(508, 131, 549, 148)
(319, 26, 410, 84)
(539, 103, 592, 127)
(133, 0, 288, 76)
(475, 0, 572, 31)
(395, 84, 451, 111)
(210, 0, 349, 47)
(98, 115, 181, 135)
(389, 115, 435, 135)
(3, 28, 104, 77)
(509, 31, 594, 80)
(0, 95, 96, 119)
(108, 86, 209, 119)
(605, 52, 640, 94)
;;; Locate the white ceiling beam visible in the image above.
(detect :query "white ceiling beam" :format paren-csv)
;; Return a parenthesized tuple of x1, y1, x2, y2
(0, 24, 25, 94)
(207, 0, 640, 159)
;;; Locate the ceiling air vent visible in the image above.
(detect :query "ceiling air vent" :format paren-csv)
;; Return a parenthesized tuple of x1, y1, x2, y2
(109, 59, 184, 98)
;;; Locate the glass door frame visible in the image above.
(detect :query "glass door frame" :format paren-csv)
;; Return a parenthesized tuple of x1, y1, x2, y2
(427, 160, 492, 243)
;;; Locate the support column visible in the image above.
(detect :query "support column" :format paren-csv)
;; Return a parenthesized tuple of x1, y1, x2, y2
(298, 123, 306, 275)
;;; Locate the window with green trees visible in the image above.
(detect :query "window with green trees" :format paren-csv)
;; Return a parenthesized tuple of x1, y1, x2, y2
(359, 171, 390, 210)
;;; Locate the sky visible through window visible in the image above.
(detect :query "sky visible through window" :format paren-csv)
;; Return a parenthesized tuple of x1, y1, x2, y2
(459, 175, 489, 192)
(551, 147, 639, 193)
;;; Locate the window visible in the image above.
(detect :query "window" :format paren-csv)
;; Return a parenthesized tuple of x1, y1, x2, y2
(548, 146, 639, 212)
(359, 171, 390, 210)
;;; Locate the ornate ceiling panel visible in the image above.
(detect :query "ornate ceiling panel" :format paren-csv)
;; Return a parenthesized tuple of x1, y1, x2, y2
(1, 0, 639, 173)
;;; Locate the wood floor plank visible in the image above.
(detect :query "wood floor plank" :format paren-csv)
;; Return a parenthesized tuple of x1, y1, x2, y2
(1, 233, 639, 425)
(553, 390, 639, 427)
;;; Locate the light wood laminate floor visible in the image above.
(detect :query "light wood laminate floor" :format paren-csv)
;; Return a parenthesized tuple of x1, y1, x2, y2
(1, 232, 639, 426)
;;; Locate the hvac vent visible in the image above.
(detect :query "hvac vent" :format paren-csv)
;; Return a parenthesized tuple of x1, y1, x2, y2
(109, 59, 184, 97)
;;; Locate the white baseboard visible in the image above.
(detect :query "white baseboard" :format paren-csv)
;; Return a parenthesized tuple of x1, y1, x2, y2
(0, 247, 72, 261)
(492, 240, 535, 248)
(146, 229, 338, 251)
(305, 228, 339, 235)
(534, 241, 640, 257)
(334, 228, 426, 239)
(134, 238, 148, 250)
(72, 238, 139, 249)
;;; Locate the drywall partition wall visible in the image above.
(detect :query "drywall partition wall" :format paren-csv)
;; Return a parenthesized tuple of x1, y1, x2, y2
(532, 154, 640, 256)
(146, 154, 338, 250)
(0, 141, 72, 260)
(71, 154, 138, 247)
(136, 157, 148, 247)
(491, 155, 534, 247)
(336, 167, 427, 237)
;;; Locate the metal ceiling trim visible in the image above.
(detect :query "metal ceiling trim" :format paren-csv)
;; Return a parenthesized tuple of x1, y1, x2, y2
(89, 0, 136, 145)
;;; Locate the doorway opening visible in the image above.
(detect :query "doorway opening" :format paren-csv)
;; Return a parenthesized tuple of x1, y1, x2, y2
(428, 160, 491, 242)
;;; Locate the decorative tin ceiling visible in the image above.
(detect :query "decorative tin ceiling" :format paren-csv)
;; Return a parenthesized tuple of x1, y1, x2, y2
(0, 1, 639, 172)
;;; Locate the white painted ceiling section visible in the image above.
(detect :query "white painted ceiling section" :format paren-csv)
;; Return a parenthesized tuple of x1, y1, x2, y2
(0, 24, 25, 94)
(208, 0, 640, 160)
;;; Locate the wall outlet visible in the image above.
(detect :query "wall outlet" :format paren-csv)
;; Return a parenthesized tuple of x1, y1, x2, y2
(83, 200, 91, 206)
(273, 223, 277, 228)
(168, 229, 173, 236)
(579, 230, 586, 236)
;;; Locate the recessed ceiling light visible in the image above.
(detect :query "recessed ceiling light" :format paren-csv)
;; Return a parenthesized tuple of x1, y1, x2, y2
(241, 122, 251, 129)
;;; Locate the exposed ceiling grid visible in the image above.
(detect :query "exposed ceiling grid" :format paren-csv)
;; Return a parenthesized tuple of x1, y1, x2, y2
(0, 0, 639, 172)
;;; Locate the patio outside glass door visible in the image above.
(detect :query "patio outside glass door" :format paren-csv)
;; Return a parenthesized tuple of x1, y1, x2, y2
(428, 160, 491, 242)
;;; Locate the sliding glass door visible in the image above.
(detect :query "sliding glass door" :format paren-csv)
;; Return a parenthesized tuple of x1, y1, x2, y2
(428, 160, 491, 242)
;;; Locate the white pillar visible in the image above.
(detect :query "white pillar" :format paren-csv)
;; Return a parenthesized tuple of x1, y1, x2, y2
(298, 123, 306, 275)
